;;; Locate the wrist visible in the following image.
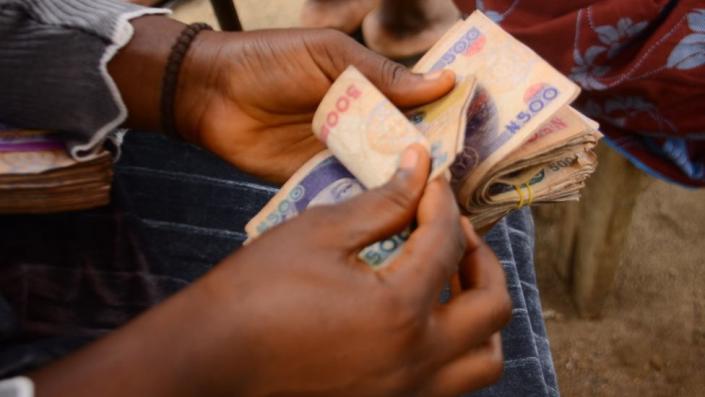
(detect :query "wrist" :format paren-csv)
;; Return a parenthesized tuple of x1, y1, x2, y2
(173, 29, 224, 144)
(109, 16, 185, 132)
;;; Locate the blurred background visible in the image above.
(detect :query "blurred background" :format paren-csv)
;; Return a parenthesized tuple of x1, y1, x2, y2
(170, 0, 705, 395)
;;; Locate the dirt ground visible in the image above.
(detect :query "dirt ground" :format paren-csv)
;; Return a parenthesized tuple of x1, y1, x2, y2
(535, 177, 705, 396)
(172, 1, 705, 395)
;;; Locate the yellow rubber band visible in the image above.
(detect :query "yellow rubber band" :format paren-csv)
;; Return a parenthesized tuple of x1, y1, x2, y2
(525, 183, 534, 206)
(513, 184, 524, 208)
(514, 183, 535, 209)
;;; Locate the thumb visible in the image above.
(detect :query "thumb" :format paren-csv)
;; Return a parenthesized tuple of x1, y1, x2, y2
(355, 55, 456, 108)
(332, 144, 431, 251)
(309, 29, 454, 107)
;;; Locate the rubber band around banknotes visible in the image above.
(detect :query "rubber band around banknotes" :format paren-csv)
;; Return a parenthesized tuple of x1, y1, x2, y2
(513, 183, 534, 209)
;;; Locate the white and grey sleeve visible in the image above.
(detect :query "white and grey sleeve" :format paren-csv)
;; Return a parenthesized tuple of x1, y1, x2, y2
(0, 0, 169, 158)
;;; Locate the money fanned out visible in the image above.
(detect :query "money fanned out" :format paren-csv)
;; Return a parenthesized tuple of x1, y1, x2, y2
(247, 11, 602, 268)
(0, 129, 112, 213)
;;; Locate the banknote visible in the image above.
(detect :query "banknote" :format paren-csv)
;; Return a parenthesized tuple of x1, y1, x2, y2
(470, 149, 598, 228)
(476, 107, 601, 197)
(407, 76, 477, 168)
(412, 10, 581, 209)
(465, 107, 600, 227)
(244, 150, 408, 267)
(312, 66, 431, 189)
(245, 150, 357, 237)
(249, 69, 478, 267)
(0, 130, 76, 174)
(0, 128, 113, 213)
(499, 107, 601, 168)
(247, 10, 602, 267)
(487, 151, 597, 206)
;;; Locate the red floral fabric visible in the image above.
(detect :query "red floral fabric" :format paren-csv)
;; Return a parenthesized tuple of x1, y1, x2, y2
(453, 0, 705, 186)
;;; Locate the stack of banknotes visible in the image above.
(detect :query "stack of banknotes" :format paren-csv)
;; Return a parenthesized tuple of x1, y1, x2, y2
(0, 128, 112, 213)
(247, 11, 602, 267)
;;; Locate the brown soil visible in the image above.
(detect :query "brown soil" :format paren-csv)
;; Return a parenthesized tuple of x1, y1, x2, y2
(535, 178, 705, 396)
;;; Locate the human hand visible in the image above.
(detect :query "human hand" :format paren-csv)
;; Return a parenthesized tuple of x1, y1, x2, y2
(176, 29, 455, 183)
(187, 145, 511, 397)
(30, 146, 510, 397)
(111, 17, 453, 183)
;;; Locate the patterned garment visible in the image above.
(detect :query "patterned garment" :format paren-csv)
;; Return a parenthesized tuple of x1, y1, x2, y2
(0, 133, 557, 396)
(453, 0, 705, 187)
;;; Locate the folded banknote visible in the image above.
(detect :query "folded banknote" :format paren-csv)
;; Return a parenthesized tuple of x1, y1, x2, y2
(247, 10, 602, 268)
(0, 129, 112, 213)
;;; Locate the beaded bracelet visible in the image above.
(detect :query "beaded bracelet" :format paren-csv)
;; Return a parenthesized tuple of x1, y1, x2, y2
(161, 22, 213, 138)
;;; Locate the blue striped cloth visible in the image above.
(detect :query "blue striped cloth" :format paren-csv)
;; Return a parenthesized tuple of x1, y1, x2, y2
(471, 209, 558, 396)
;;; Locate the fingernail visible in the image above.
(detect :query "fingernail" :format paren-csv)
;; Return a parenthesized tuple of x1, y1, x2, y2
(423, 70, 444, 80)
(399, 146, 419, 171)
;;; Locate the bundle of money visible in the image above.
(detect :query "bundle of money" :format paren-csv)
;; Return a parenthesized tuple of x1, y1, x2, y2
(0, 129, 112, 213)
(246, 11, 601, 268)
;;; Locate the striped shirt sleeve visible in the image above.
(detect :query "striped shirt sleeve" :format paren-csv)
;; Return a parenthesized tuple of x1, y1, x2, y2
(0, 0, 169, 159)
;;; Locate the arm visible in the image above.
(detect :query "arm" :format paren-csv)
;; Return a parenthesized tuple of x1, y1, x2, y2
(29, 146, 511, 397)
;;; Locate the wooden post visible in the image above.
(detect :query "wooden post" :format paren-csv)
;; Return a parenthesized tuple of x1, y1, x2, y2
(533, 201, 580, 283)
(571, 143, 650, 317)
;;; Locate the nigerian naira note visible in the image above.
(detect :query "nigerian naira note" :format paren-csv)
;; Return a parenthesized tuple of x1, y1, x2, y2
(312, 66, 434, 189)
(0, 130, 76, 174)
(245, 150, 409, 268)
(407, 76, 477, 166)
(412, 10, 580, 210)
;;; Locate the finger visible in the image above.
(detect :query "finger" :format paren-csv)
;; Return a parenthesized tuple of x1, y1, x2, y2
(428, 219, 511, 361)
(447, 219, 477, 298)
(321, 144, 431, 251)
(449, 273, 463, 297)
(458, 217, 484, 290)
(355, 57, 457, 108)
(458, 217, 507, 295)
(422, 333, 504, 397)
(381, 177, 465, 305)
(305, 29, 455, 107)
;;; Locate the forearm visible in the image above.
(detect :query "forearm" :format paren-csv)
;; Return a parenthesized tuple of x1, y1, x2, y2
(107, 16, 184, 133)
(28, 278, 240, 397)
(108, 15, 226, 143)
